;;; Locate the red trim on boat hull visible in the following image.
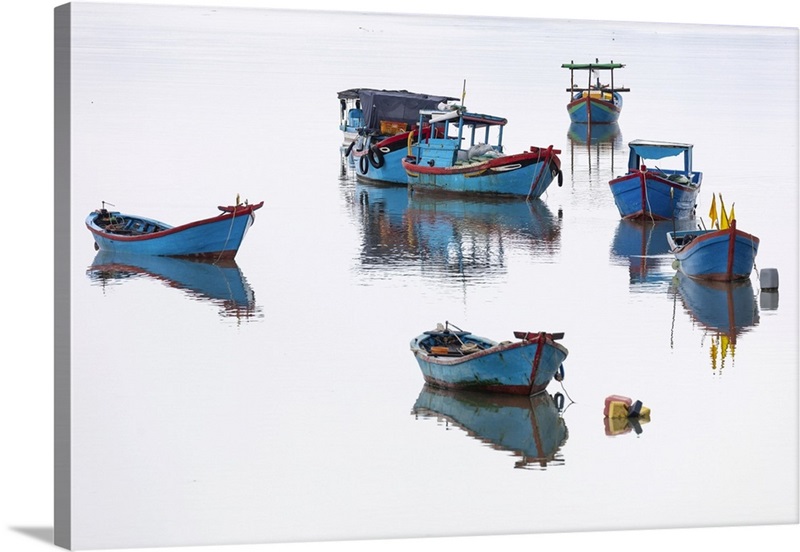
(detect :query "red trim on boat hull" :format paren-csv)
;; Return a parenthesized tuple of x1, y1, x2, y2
(726, 219, 736, 280)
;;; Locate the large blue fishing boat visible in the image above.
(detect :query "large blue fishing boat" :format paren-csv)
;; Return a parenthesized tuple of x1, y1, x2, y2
(609, 140, 702, 220)
(402, 108, 562, 198)
(562, 60, 630, 124)
(340, 88, 458, 184)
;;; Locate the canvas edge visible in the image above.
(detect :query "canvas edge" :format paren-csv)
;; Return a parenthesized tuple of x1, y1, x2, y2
(54, 2, 72, 550)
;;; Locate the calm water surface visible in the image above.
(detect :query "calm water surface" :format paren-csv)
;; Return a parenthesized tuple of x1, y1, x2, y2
(69, 4, 798, 549)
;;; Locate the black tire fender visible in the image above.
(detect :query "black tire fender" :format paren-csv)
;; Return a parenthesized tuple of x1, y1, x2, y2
(368, 146, 385, 169)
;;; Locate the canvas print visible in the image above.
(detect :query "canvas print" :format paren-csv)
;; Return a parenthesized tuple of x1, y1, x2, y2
(54, 2, 798, 550)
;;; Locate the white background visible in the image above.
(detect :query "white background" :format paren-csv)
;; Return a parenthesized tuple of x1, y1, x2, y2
(1, 1, 797, 551)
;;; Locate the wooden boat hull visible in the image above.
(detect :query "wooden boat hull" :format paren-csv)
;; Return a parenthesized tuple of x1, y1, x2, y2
(403, 148, 562, 198)
(609, 169, 701, 220)
(412, 385, 568, 468)
(410, 330, 568, 395)
(567, 91, 623, 124)
(667, 220, 760, 281)
(350, 130, 421, 185)
(86, 202, 263, 259)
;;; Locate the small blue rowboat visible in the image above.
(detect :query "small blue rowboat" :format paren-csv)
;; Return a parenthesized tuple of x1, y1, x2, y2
(562, 61, 630, 124)
(412, 386, 568, 468)
(666, 219, 759, 281)
(609, 140, 702, 220)
(86, 200, 264, 260)
(402, 109, 562, 199)
(410, 322, 568, 395)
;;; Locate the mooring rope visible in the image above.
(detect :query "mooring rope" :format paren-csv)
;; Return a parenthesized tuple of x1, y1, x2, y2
(214, 206, 238, 265)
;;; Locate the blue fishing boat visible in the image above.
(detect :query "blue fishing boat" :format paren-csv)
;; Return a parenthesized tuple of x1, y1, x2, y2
(609, 140, 702, 220)
(86, 200, 264, 259)
(667, 219, 759, 281)
(410, 322, 568, 395)
(402, 108, 563, 198)
(667, 192, 759, 282)
(340, 88, 458, 183)
(87, 250, 259, 319)
(412, 386, 568, 469)
(562, 60, 630, 124)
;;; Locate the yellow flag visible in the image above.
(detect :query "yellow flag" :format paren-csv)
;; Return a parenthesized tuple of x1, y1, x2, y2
(710, 336, 718, 372)
(729, 203, 736, 223)
(719, 194, 729, 230)
(708, 194, 718, 229)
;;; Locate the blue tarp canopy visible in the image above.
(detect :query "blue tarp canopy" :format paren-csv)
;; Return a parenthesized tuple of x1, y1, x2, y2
(629, 140, 693, 160)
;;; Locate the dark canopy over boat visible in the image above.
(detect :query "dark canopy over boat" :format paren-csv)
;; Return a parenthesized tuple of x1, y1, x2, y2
(337, 88, 458, 134)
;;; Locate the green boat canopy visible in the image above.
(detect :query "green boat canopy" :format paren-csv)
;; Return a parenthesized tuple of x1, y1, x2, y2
(562, 62, 625, 70)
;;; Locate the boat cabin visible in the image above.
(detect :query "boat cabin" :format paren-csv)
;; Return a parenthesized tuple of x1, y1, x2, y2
(338, 88, 458, 137)
(338, 90, 365, 134)
(626, 140, 698, 181)
(410, 109, 508, 167)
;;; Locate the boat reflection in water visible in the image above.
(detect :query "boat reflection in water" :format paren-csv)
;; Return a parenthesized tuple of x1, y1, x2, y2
(604, 413, 651, 437)
(566, 122, 624, 187)
(87, 250, 261, 320)
(670, 271, 760, 373)
(412, 385, 568, 469)
(568, 122, 622, 146)
(354, 182, 562, 282)
(609, 218, 697, 290)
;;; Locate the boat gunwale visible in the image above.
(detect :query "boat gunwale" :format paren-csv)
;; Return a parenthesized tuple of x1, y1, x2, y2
(566, 93, 623, 111)
(608, 169, 701, 192)
(667, 226, 761, 255)
(402, 149, 560, 177)
(410, 332, 568, 367)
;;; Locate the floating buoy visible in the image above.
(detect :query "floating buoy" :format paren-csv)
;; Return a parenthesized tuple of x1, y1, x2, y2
(604, 394, 650, 419)
(604, 395, 651, 436)
(604, 395, 631, 418)
(672, 259, 680, 270)
(760, 268, 779, 291)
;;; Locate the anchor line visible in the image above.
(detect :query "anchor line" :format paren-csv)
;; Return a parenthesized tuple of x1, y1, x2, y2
(214, 206, 239, 265)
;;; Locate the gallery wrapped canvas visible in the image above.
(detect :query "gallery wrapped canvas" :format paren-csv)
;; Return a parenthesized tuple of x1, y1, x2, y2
(51, 1, 798, 551)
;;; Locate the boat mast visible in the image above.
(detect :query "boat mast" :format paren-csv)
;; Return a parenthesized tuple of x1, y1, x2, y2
(610, 60, 615, 91)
